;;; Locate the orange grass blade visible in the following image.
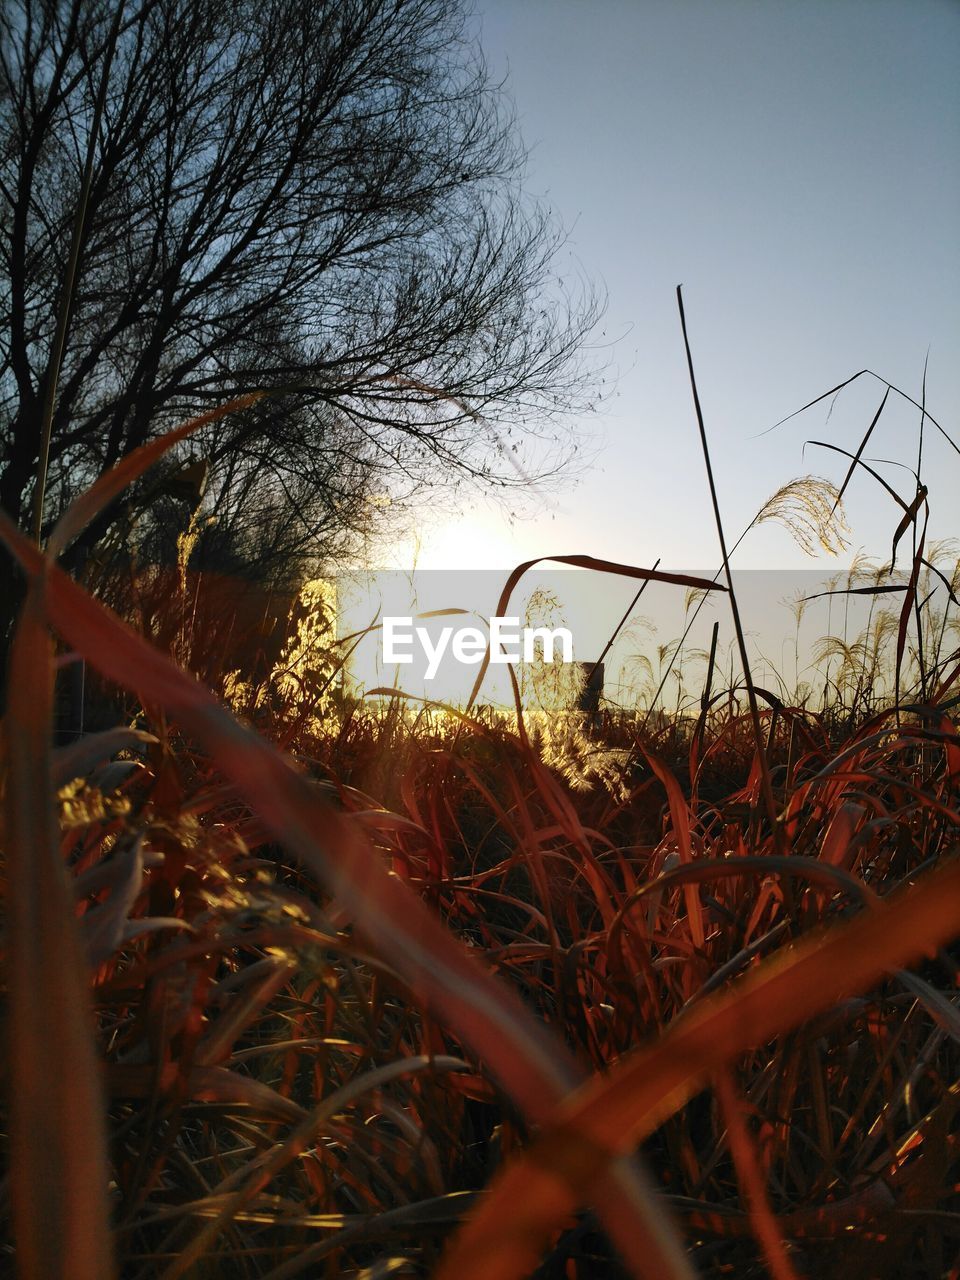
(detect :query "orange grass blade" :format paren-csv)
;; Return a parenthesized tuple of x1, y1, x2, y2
(3, 582, 115, 1279)
(435, 851, 960, 1280)
(642, 749, 705, 949)
(714, 1071, 800, 1280)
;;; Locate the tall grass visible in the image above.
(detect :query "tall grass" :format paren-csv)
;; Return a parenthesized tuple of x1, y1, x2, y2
(1, 364, 959, 1278)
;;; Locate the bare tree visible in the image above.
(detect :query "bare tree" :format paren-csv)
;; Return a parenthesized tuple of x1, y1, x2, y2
(0, 0, 600, 655)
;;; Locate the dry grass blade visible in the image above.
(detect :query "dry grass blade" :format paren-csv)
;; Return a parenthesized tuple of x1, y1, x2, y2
(494, 555, 728, 611)
(467, 553, 726, 708)
(714, 1071, 800, 1280)
(641, 749, 704, 948)
(756, 369, 873, 435)
(676, 284, 782, 852)
(800, 584, 907, 602)
(808, 440, 909, 512)
(833, 386, 890, 513)
(436, 852, 960, 1280)
(895, 527, 926, 705)
(890, 484, 928, 574)
(758, 367, 959, 460)
(920, 555, 960, 609)
(3, 580, 115, 1279)
(52, 725, 158, 788)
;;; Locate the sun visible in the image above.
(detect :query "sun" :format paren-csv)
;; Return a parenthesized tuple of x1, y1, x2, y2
(391, 508, 527, 574)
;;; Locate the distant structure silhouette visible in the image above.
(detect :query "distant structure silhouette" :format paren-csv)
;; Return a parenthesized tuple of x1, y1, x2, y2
(576, 661, 604, 716)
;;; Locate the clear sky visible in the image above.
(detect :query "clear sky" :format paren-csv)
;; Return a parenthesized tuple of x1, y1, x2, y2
(395, 0, 959, 576)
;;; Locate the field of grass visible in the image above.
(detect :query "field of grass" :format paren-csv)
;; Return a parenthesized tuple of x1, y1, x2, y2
(2, 377, 960, 1280)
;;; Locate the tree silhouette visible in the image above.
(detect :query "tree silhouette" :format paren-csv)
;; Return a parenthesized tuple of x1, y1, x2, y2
(0, 0, 599, 659)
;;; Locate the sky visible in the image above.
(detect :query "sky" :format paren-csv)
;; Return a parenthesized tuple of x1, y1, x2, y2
(392, 0, 960, 577)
